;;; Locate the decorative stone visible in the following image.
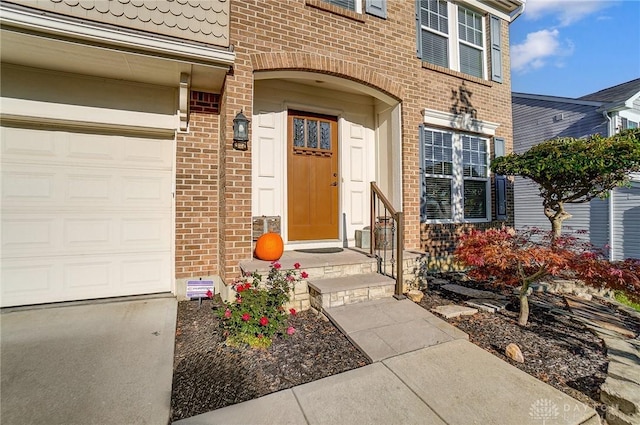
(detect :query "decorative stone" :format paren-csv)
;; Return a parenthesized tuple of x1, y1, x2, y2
(465, 298, 508, 313)
(506, 343, 524, 363)
(573, 292, 593, 301)
(442, 284, 506, 300)
(430, 278, 449, 286)
(431, 304, 478, 319)
(407, 290, 424, 303)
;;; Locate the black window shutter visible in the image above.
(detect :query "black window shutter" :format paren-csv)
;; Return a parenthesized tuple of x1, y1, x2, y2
(419, 124, 427, 222)
(495, 176, 507, 220)
(490, 15, 503, 83)
(415, 0, 423, 59)
(365, 0, 386, 18)
(493, 136, 507, 220)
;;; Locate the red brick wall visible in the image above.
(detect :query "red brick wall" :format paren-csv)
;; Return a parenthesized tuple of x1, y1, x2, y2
(175, 91, 221, 279)
(210, 0, 516, 277)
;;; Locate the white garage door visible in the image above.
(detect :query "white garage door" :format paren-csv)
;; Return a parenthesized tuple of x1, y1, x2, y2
(1, 126, 173, 307)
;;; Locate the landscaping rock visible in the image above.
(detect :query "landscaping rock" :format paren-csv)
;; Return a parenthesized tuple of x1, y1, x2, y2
(505, 343, 524, 363)
(442, 284, 506, 300)
(407, 290, 424, 303)
(431, 304, 478, 319)
(608, 361, 640, 386)
(429, 278, 450, 286)
(606, 406, 638, 425)
(600, 377, 640, 416)
(465, 298, 508, 313)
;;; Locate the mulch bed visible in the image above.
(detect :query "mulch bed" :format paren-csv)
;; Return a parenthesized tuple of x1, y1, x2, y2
(417, 280, 609, 417)
(170, 276, 631, 422)
(170, 298, 369, 422)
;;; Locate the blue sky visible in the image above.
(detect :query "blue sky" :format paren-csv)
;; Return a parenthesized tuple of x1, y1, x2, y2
(509, 0, 640, 98)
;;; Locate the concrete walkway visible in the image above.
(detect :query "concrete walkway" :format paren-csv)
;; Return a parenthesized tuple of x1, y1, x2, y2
(175, 298, 601, 425)
(1, 296, 177, 425)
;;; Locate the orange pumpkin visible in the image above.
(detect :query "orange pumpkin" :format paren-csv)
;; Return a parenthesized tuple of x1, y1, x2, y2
(254, 232, 284, 261)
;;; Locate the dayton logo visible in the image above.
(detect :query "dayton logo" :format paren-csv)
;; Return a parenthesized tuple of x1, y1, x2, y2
(530, 398, 560, 424)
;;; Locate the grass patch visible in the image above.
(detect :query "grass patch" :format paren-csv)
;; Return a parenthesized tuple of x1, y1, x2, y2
(614, 291, 640, 312)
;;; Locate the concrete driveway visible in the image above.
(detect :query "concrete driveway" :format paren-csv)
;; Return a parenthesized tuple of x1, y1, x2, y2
(1, 296, 177, 425)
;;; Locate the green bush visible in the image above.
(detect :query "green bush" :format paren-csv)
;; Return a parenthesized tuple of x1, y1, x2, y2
(217, 262, 307, 348)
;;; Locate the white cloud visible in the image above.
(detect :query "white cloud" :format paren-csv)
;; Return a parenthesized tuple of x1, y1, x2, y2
(511, 29, 575, 73)
(524, 0, 614, 26)
(511, 1, 613, 73)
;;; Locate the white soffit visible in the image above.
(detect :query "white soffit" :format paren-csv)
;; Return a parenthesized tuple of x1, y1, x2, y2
(0, 3, 233, 90)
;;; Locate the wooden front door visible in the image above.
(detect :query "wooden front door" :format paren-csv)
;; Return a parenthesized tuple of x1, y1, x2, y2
(287, 110, 339, 241)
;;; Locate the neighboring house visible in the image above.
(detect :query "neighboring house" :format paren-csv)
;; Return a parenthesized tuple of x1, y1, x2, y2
(0, 0, 524, 308)
(512, 78, 640, 261)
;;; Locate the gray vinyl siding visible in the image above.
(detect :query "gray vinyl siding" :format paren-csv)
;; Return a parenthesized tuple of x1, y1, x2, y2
(512, 96, 608, 154)
(611, 184, 640, 260)
(512, 95, 610, 246)
(514, 177, 609, 247)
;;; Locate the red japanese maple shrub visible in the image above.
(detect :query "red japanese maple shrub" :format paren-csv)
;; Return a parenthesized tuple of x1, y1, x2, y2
(454, 227, 640, 326)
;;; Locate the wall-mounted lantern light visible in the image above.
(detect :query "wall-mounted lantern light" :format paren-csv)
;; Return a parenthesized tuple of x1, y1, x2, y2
(232, 110, 250, 151)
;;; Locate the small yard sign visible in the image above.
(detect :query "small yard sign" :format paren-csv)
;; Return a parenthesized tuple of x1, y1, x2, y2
(186, 280, 214, 300)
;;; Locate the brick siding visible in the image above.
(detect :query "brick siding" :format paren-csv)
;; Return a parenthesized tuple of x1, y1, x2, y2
(175, 91, 221, 278)
(184, 0, 516, 281)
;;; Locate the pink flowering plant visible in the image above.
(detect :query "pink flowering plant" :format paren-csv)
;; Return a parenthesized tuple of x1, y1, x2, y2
(217, 262, 308, 348)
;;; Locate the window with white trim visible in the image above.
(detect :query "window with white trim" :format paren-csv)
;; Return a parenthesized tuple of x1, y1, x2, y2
(416, 1, 487, 79)
(321, 0, 386, 17)
(420, 126, 491, 222)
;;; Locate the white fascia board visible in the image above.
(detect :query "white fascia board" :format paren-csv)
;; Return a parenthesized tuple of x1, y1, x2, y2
(512, 92, 603, 107)
(462, 1, 512, 21)
(625, 90, 640, 109)
(422, 108, 500, 136)
(0, 3, 234, 68)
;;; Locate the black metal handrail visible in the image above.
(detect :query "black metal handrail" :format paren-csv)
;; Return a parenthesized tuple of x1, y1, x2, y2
(370, 182, 405, 299)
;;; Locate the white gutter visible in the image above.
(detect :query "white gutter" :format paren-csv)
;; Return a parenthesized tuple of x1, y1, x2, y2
(602, 110, 615, 260)
(510, 1, 526, 22)
(0, 3, 235, 68)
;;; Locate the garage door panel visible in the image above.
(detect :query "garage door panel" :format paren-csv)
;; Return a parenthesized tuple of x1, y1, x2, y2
(3, 212, 171, 258)
(121, 258, 171, 289)
(2, 217, 56, 253)
(67, 174, 113, 201)
(1, 127, 58, 157)
(123, 138, 173, 166)
(1, 125, 174, 307)
(1, 253, 171, 306)
(2, 170, 56, 201)
(121, 175, 172, 204)
(2, 166, 171, 209)
(2, 128, 173, 170)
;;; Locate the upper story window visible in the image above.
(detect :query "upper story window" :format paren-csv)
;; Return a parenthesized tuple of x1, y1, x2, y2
(324, 0, 357, 11)
(416, 1, 504, 82)
(320, 0, 387, 18)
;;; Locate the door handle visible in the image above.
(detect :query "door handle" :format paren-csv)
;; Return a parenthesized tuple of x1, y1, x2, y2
(331, 182, 338, 186)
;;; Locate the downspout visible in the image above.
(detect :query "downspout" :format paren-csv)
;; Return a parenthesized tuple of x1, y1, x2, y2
(510, 2, 526, 22)
(603, 110, 615, 260)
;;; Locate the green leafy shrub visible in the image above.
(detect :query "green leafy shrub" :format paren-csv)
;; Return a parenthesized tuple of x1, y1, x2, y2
(218, 262, 307, 348)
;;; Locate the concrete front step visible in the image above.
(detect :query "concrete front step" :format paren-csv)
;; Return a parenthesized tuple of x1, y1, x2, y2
(309, 273, 396, 310)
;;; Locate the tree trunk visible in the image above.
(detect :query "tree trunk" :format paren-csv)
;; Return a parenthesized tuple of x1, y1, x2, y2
(518, 292, 529, 326)
(544, 201, 572, 241)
